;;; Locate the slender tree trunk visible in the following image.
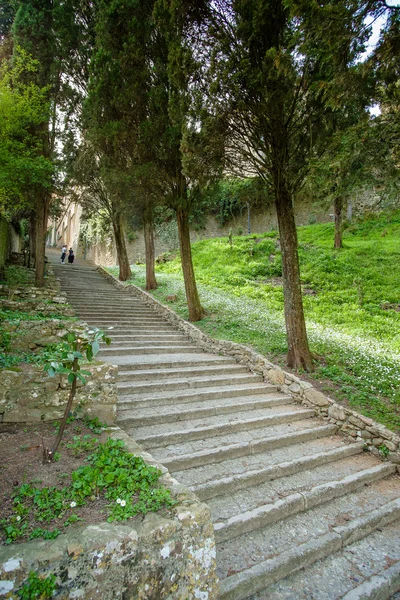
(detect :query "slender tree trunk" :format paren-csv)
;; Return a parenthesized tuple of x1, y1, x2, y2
(143, 206, 157, 291)
(176, 208, 205, 322)
(43, 357, 78, 463)
(275, 185, 313, 372)
(112, 212, 132, 281)
(29, 212, 36, 269)
(34, 193, 48, 287)
(334, 196, 344, 249)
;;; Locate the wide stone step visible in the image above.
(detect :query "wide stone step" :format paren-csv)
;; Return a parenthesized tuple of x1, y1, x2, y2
(219, 497, 400, 600)
(100, 344, 203, 356)
(102, 325, 177, 333)
(78, 312, 160, 320)
(115, 356, 234, 371)
(171, 432, 350, 488)
(262, 524, 400, 600)
(111, 339, 195, 349)
(157, 423, 338, 471)
(117, 394, 292, 427)
(190, 442, 365, 500)
(116, 372, 263, 394)
(213, 462, 396, 543)
(107, 335, 189, 344)
(133, 407, 315, 449)
(117, 383, 279, 406)
(84, 318, 166, 324)
(117, 363, 250, 381)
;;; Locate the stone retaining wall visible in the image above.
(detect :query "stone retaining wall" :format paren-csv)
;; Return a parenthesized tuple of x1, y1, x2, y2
(2, 319, 76, 352)
(0, 361, 118, 424)
(99, 267, 400, 463)
(0, 429, 219, 600)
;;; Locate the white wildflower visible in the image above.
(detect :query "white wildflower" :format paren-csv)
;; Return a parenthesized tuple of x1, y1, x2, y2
(16, 516, 21, 522)
(120, 500, 126, 507)
(70, 501, 76, 508)
(116, 498, 121, 504)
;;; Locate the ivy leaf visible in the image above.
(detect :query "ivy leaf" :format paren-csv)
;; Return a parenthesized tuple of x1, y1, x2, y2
(91, 341, 100, 356)
(68, 373, 76, 384)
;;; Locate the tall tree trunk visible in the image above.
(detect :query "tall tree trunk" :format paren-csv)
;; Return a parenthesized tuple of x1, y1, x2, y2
(112, 212, 132, 281)
(34, 194, 48, 287)
(275, 185, 313, 372)
(143, 206, 157, 291)
(176, 208, 205, 322)
(334, 196, 344, 249)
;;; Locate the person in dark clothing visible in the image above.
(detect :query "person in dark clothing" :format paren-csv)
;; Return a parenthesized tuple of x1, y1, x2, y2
(61, 245, 67, 263)
(68, 248, 75, 264)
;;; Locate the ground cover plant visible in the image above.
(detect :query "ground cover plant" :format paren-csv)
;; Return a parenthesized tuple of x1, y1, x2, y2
(108, 211, 400, 431)
(0, 305, 77, 369)
(0, 417, 175, 546)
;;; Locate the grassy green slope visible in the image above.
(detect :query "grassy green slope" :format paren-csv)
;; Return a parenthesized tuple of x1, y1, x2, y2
(110, 211, 400, 432)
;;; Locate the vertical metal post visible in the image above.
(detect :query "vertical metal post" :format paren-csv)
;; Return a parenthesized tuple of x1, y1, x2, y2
(247, 203, 251, 234)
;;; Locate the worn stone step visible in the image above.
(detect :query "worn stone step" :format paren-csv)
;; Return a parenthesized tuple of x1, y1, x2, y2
(107, 332, 186, 340)
(134, 407, 315, 449)
(117, 395, 292, 427)
(190, 442, 365, 501)
(158, 423, 338, 471)
(101, 325, 177, 332)
(219, 497, 400, 600)
(117, 382, 279, 406)
(100, 344, 203, 356)
(65, 296, 137, 303)
(83, 317, 166, 324)
(117, 363, 248, 381)
(117, 372, 263, 394)
(216, 472, 400, 582)
(77, 310, 159, 318)
(261, 525, 400, 600)
(111, 339, 195, 349)
(106, 335, 190, 344)
(116, 356, 234, 371)
(213, 462, 396, 543)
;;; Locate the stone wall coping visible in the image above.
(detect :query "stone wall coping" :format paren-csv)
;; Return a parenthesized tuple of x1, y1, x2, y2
(0, 426, 219, 599)
(98, 266, 400, 463)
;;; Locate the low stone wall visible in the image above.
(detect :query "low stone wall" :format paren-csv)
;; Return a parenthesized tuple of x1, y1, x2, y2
(1, 319, 76, 352)
(0, 429, 219, 600)
(99, 267, 400, 463)
(0, 361, 118, 424)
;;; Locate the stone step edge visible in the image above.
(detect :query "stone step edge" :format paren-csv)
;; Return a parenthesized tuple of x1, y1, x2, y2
(117, 383, 279, 403)
(117, 365, 248, 379)
(100, 346, 203, 355)
(116, 358, 233, 372)
(117, 395, 292, 427)
(118, 391, 283, 411)
(340, 560, 400, 600)
(109, 341, 196, 347)
(117, 373, 262, 391)
(162, 424, 338, 471)
(193, 441, 364, 501)
(219, 497, 400, 600)
(214, 462, 396, 543)
(136, 408, 315, 449)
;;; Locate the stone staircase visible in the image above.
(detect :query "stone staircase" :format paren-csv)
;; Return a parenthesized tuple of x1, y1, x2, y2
(51, 254, 400, 600)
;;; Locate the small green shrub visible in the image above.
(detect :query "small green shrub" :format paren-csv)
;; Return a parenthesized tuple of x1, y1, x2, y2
(17, 571, 57, 600)
(4, 266, 29, 300)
